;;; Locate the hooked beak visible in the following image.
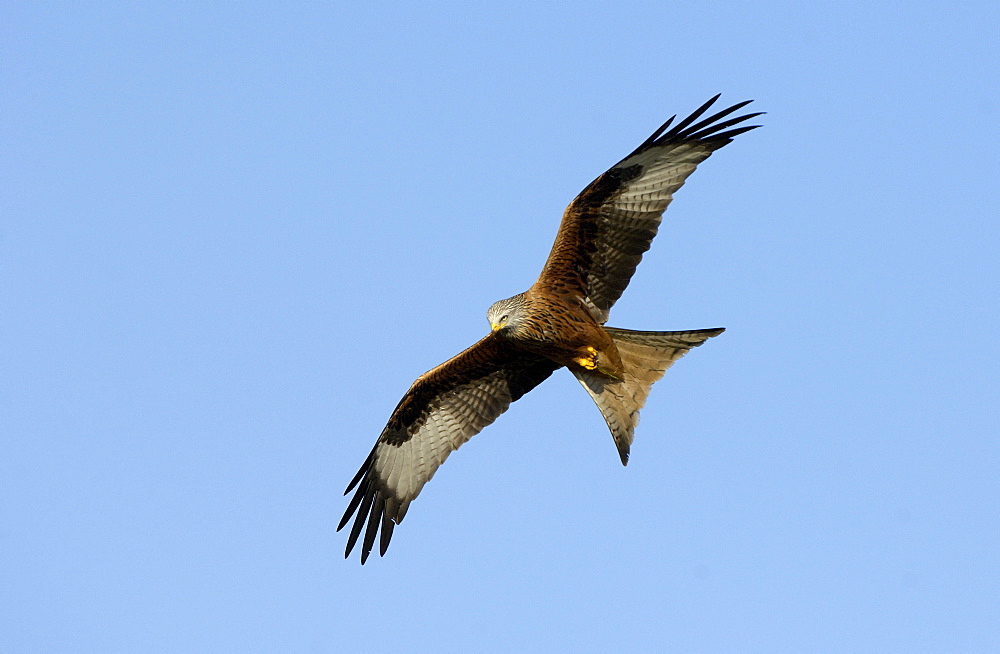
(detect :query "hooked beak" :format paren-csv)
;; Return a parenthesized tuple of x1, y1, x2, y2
(490, 322, 501, 333)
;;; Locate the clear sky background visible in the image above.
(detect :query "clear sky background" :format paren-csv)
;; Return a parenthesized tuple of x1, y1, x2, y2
(3, 3, 998, 652)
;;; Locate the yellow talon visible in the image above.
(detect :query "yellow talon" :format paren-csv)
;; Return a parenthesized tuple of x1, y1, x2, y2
(573, 346, 599, 370)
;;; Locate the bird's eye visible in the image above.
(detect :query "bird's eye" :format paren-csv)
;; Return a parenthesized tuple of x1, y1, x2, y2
(500, 315, 508, 323)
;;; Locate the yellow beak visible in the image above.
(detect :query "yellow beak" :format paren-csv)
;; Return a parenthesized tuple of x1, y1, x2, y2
(491, 323, 501, 333)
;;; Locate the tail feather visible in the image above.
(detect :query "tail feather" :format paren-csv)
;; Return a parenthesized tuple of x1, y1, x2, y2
(573, 327, 724, 465)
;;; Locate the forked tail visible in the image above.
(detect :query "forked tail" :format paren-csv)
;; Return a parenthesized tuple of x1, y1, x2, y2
(572, 327, 724, 465)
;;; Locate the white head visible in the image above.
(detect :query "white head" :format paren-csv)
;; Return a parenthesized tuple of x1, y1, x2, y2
(486, 293, 527, 333)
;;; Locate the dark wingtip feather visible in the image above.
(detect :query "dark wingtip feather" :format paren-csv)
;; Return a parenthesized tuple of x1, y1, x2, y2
(379, 511, 396, 556)
(672, 99, 758, 142)
(629, 96, 762, 159)
(709, 124, 761, 143)
(344, 483, 376, 558)
(633, 114, 676, 153)
(339, 448, 379, 532)
(669, 94, 722, 134)
(359, 497, 382, 564)
(344, 448, 375, 494)
(340, 454, 395, 564)
(337, 484, 364, 531)
(685, 101, 756, 136)
(695, 111, 765, 138)
(364, 499, 382, 557)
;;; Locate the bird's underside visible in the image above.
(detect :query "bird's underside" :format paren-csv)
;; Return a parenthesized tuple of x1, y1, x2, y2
(339, 95, 761, 563)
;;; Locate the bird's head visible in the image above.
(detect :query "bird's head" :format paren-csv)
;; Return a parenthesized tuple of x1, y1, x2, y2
(487, 293, 527, 334)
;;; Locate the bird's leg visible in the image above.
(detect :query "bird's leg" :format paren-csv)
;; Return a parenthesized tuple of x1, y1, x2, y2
(573, 346, 623, 380)
(572, 346, 600, 370)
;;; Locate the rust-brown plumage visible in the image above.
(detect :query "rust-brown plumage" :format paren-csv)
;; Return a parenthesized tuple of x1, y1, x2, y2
(339, 95, 761, 562)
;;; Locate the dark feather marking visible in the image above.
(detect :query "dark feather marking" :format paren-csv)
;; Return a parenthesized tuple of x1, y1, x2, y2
(379, 510, 395, 556)
(361, 497, 381, 564)
(690, 115, 764, 144)
(709, 124, 761, 142)
(338, 345, 560, 563)
(667, 93, 722, 135)
(627, 99, 762, 157)
(634, 114, 675, 151)
(344, 447, 374, 495)
(538, 96, 761, 321)
(683, 99, 753, 134)
(344, 481, 375, 558)
(338, 474, 367, 530)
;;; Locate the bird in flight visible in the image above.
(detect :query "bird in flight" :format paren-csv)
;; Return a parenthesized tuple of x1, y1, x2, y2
(339, 95, 761, 563)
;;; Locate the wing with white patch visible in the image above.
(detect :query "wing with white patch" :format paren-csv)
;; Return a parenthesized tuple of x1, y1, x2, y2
(536, 95, 762, 322)
(338, 335, 559, 563)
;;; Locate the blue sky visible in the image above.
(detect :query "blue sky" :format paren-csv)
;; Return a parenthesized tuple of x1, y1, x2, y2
(3, 2, 998, 651)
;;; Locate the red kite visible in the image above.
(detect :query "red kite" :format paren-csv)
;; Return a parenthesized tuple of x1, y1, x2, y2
(340, 95, 761, 562)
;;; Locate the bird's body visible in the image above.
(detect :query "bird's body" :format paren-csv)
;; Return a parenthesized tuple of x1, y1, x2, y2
(339, 95, 761, 563)
(494, 288, 624, 378)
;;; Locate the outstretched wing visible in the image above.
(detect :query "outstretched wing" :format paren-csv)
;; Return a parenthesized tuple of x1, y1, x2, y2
(536, 95, 762, 323)
(338, 335, 560, 563)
